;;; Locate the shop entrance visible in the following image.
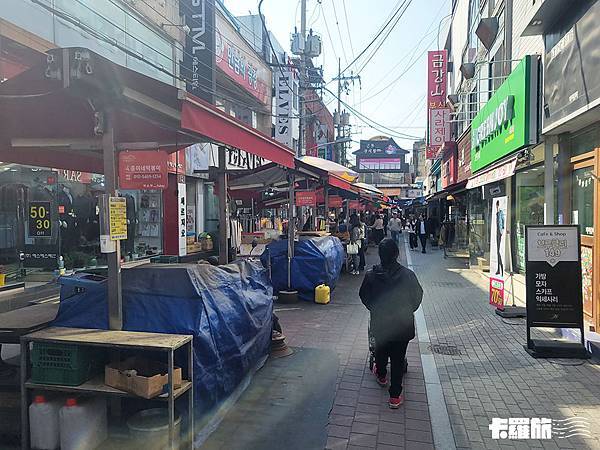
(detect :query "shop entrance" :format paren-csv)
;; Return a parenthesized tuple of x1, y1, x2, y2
(570, 150, 599, 331)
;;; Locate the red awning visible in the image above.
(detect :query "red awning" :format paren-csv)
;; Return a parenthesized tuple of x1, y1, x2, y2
(180, 93, 295, 169)
(328, 174, 358, 193)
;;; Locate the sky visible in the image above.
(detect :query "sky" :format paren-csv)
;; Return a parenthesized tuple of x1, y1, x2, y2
(224, 0, 451, 161)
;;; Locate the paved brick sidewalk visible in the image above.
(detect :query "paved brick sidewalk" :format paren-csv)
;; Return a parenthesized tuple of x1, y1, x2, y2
(276, 245, 434, 450)
(409, 241, 600, 450)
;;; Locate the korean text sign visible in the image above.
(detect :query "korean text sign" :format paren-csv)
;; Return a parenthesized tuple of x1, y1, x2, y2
(118, 151, 168, 190)
(426, 50, 449, 159)
(296, 191, 316, 207)
(525, 226, 583, 328)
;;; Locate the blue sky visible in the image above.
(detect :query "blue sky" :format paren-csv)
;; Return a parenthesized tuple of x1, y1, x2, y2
(224, 0, 451, 158)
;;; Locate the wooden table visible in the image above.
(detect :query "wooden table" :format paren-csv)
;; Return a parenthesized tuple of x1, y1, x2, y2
(21, 327, 194, 450)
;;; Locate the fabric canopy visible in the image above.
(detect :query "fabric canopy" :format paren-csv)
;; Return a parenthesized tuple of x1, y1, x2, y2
(181, 93, 296, 169)
(299, 156, 358, 181)
(354, 182, 384, 196)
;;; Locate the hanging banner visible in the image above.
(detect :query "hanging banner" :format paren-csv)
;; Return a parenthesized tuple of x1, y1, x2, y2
(295, 191, 316, 207)
(489, 196, 508, 306)
(118, 151, 168, 190)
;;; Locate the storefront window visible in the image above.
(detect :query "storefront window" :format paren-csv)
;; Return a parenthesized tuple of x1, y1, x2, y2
(570, 125, 599, 157)
(119, 190, 163, 260)
(468, 188, 489, 264)
(513, 167, 545, 273)
(204, 183, 220, 234)
(572, 167, 595, 237)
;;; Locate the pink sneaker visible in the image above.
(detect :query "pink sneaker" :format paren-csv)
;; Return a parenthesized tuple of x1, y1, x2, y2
(376, 376, 388, 387)
(389, 395, 404, 409)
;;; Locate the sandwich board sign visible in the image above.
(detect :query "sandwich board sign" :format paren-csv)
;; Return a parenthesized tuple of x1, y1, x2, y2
(524, 225, 589, 358)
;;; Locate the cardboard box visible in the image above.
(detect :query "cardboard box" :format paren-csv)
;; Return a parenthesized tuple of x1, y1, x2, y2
(105, 357, 182, 399)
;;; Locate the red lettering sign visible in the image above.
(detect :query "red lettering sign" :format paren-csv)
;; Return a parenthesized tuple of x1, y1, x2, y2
(328, 196, 343, 208)
(295, 191, 316, 207)
(118, 151, 168, 190)
(167, 150, 186, 174)
(489, 277, 505, 309)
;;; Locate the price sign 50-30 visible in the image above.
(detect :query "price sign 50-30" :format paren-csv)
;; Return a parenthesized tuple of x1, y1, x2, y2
(28, 201, 52, 237)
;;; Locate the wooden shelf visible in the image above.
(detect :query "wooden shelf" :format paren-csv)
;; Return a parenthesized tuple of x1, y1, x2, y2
(23, 327, 192, 351)
(25, 376, 192, 401)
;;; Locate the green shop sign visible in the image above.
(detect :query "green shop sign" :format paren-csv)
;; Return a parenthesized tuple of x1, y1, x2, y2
(470, 56, 538, 173)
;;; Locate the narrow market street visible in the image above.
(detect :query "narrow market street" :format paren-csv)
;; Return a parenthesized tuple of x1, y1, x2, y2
(203, 234, 600, 450)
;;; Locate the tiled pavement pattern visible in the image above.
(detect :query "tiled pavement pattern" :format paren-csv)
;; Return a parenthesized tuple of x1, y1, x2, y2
(410, 242, 600, 450)
(275, 246, 435, 450)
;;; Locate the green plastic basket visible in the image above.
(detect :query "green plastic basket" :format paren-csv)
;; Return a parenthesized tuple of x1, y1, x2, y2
(30, 343, 103, 386)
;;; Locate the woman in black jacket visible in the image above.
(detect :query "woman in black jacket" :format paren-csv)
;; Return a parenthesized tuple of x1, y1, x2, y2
(359, 238, 423, 408)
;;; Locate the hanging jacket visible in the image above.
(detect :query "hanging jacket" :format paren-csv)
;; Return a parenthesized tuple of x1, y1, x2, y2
(359, 261, 423, 343)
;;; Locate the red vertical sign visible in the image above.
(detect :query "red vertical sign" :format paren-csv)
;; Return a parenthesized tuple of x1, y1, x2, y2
(427, 50, 448, 159)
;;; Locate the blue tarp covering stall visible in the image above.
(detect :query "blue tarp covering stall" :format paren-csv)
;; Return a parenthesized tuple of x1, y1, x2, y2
(261, 236, 344, 302)
(51, 261, 273, 411)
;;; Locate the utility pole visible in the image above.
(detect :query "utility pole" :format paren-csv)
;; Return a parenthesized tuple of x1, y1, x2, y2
(333, 60, 361, 166)
(298, 0, 307, 156)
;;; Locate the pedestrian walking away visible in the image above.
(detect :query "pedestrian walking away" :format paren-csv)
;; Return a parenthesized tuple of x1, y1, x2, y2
(416, 213, 429, 254)
(359, 238, 423, 408)
(349, 213, 362, 275)
(388, 213, 403, 247)
(373, 214, 385, 244)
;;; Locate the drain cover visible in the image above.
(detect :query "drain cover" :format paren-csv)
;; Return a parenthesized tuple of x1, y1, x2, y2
(430, 343, 462, 356)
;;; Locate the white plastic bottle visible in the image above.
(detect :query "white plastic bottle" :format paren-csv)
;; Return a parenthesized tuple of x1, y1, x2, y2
(59, 397, 108, 450)
(29, 395, 61, 450)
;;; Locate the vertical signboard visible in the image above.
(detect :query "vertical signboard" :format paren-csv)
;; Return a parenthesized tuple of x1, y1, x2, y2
(426, 50, 448, 159)
(180, 0, 216, 103)
(178, 181, 187, 257)
(489, 196, 508, 307)
(525, 226, 587, 357)
(275, 70, 293, 148)
(428, 108, 450, 159)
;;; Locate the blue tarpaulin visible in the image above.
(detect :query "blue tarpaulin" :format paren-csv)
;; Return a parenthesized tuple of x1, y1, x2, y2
(260, 236, 344, 302)
(51, 261, 273, 411)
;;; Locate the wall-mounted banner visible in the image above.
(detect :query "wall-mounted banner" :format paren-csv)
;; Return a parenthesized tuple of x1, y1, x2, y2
(215, 10, 271, 105)
(489, 196, 507, 305)
(118, 151, 168, 190)
(427, 108, 450, 159)
(295, 191, 316, 207)
(180, 0, 216, 103)
(525, 226, 587, 357)
(349, 200, 361, 210)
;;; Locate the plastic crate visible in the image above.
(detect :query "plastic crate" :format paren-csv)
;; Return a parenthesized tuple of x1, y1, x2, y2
(30, 343, 104, 386)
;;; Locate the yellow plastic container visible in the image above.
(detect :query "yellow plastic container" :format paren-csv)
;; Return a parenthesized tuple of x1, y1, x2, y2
(0, 274, 5, 286)
(315, 284, 330, 305)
